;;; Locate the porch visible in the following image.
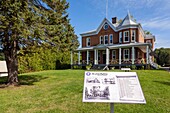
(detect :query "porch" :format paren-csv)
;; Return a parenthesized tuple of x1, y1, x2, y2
(71, 43, 152, 69)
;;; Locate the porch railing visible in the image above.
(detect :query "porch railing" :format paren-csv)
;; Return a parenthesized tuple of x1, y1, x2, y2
(73, 58, 146, 65)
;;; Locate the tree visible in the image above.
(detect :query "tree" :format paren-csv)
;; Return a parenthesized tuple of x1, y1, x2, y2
(155, 48, 170, 66)
(0, 0, 79, 85)
(144, 30, 152, 35)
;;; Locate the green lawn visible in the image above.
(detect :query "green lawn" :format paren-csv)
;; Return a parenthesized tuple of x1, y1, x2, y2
(0, 70, 170, 113)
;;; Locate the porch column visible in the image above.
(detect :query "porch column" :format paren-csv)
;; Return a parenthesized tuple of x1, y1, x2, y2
(70, 51, 73, 65)
(119, 48, 121, 64)
(132, 46, 135, 64)
(106, 48, 109, 65)
(96, 49, 99, 64)
(146, 45, 149, 64)
(87, 50, 89, 65)
(94, 49, 97, 65)
(78, 51, 80, 65)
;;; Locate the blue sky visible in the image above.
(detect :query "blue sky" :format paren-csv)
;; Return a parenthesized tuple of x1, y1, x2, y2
(67, 0, 170, 49)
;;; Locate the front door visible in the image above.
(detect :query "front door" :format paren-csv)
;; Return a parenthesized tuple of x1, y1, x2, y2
(103, 53, 106, 64)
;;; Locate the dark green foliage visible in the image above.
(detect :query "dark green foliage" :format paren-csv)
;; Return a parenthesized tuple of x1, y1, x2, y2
(155, 48, 170, 66)
(0, 0, 79, 84)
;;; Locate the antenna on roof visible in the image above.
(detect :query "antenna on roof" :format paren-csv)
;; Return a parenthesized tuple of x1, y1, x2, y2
(106, 0, 108, 18)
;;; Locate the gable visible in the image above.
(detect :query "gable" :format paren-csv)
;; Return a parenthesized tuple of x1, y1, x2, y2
(80, 18, 117, 37)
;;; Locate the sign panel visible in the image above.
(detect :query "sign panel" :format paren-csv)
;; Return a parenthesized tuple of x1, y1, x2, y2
(83, 71, 146, 104)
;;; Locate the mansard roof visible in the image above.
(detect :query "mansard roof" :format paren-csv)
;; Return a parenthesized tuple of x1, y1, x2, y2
(118, 12, 138, 28)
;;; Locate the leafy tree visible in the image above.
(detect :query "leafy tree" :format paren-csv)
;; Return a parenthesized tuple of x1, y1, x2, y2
(144, 30, 152, 35)
(155, 48, 170, 66)
(0, 0, 79, 85)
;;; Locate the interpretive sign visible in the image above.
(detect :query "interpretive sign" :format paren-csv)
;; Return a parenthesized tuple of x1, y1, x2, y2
(83, 71, 146, 104)
(0, 61, 8, 77)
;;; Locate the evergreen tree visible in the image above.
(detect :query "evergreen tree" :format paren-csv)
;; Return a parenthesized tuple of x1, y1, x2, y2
(0, 0, 79, 85)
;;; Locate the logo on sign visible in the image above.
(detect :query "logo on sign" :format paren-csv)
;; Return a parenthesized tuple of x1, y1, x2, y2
(86, 72, 91, 76)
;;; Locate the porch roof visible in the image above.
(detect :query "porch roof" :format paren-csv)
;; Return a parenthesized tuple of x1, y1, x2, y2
(75, 43, 151, 52)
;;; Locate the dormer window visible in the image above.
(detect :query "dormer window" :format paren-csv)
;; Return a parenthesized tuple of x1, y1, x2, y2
(103, 23, 108, 30)
(86, 38, 90, 47)
(131, 30, 136, 42)
(124, 31, 129, 42)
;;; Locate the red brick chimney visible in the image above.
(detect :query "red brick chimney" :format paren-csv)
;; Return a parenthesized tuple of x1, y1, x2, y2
(112, 17, 117, 24)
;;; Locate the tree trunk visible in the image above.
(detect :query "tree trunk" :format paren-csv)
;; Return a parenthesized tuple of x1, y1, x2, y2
(4, 41, 19, 86)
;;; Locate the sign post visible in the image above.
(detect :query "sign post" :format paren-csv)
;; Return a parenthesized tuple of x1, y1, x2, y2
(82, 71, 146, 112)
(110, 103, 114, 113)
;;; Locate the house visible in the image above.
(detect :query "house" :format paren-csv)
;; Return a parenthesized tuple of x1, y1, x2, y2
(71, 12, 157, 69)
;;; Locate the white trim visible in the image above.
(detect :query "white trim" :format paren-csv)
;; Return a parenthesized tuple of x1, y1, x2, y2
(80, 18, 139, 37)
(146, 45, 149, 64)
(131, 47, 135, 64)
(94, 49, 97, 65)
(104, 35, 109, 45)
(100, 36, 103, 44)
(70, 51, 73, 65)
(78, 51, 80, 65)
(119, 48, 121, 64)
(103, 22, 109, 30)
(86, 37, 90, 47)
(131, 30, 136, 42)
(106, 48, 109, 65)
(87, 51, 89, 64)
(123, 49, 129, 61)
(123, 31, 129, 42)
(109, 34, 113, 44)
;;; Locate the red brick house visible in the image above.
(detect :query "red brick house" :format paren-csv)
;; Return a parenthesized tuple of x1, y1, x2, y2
(71, 12, 157, 69)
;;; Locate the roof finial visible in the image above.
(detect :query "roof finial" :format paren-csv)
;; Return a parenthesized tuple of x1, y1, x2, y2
(106, 0, 108, 18)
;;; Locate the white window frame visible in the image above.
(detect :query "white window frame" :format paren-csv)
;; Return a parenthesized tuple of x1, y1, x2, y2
(119, 32, 122, 43)
(104, 35, 108, 45)
(109, 34, 113, 44)
(103, 23, 109, 30)
(112, 50, 116, 60)
(86, 37, 90, 47)
(100, 36, 103, 44)
(124, 31, 129, 42)
(131, 30, 136, 42)
(123, 49, 129, 61)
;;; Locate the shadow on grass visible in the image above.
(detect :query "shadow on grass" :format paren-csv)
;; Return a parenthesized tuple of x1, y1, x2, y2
(154, 81, 170, 86)
(19, 75, 48, 85)
(0, 75, 48, 88)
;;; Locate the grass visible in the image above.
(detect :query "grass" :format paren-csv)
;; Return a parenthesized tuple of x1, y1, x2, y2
(0, 69, 170, 113)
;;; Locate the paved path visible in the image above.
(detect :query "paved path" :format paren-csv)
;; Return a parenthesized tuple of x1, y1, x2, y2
(160, 67, 170, 72)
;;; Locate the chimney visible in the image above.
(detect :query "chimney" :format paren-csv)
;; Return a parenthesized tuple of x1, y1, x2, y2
(112, 17, 117, 24)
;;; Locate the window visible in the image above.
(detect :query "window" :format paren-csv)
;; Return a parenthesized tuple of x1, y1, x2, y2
(86, 38, 90, 47)
(109, 34, 113, 44)
(131, 30, 136, 42)
(124, 31, 129, 42)
(119, 32, 122, 43)
(112, 50, 116, 59)
(100, 36, 103, 44)
(146, 40, 151, 43)
(124, 49, 129, 60)
(103, 23, 108, 30)
(104, 35, 108, 44)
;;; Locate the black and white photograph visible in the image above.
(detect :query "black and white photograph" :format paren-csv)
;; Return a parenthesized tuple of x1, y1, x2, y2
(85, 86, 110, 100)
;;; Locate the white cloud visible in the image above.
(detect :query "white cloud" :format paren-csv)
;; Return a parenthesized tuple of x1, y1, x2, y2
(141, 16, 170, 30)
